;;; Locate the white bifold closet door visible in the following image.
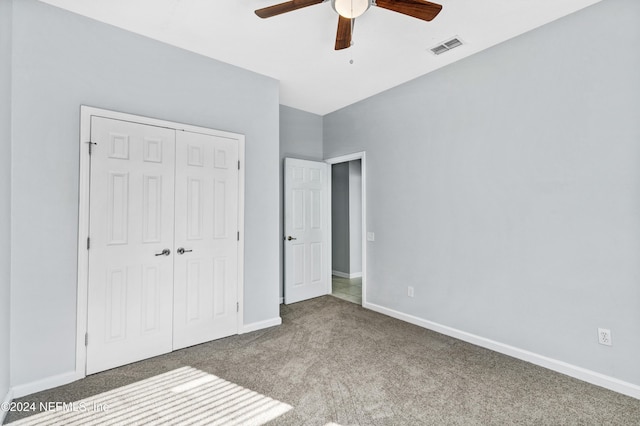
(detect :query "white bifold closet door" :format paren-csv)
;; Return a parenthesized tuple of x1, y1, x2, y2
(173, 131, 239, 350)
(86, 117, 239, 375)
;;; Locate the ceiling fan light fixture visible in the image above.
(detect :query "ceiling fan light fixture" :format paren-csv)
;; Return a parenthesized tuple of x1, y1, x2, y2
(332, 0, 370, 19)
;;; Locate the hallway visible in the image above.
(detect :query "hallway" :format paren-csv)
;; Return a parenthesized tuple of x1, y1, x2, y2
(330, 275, 361, 305)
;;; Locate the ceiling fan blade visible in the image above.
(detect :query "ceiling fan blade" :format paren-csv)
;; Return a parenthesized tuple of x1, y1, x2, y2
(255, 0, 324, 18)
(335, 15, 353, 50)
(374, 0, 442, 21)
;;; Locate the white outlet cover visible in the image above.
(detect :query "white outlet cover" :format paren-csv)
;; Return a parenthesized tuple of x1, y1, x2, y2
(598, 328, 612, 346)
(367, 232, 375, 242)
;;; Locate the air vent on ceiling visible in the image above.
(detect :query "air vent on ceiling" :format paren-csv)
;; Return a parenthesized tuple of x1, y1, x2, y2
(430, 37, 463, 55)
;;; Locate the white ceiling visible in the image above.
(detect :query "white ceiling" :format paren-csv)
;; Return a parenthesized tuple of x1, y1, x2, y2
(40, 0, 601, 115)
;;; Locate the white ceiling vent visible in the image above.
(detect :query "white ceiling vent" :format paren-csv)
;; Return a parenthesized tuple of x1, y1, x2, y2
(430, 37, 463, 55)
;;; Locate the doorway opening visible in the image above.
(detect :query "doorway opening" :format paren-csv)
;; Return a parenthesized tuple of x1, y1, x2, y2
(326, 152, 366, 306)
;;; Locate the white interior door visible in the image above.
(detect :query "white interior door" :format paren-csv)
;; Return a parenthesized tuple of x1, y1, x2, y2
(87, 117, 176, 374)
(173, 131, 239, 349)
(284, 158, 329, 304)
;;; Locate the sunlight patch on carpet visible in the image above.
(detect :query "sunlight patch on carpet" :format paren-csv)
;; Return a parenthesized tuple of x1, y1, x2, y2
(8, 367, 292, 425)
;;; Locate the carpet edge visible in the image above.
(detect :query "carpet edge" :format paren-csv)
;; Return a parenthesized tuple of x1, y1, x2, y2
(364, 301, 640, 400)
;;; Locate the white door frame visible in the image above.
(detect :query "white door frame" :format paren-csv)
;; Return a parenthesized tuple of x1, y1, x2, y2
(76, 105, 245, 378)
(325, 152, 367, 305)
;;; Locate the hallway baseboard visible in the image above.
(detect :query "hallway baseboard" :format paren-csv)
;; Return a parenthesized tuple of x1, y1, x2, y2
(332, 270, 362, 279)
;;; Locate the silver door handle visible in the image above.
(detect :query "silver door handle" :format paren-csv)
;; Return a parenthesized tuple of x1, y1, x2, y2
(155, 248, 171, 256)
(177, 247, 193, 255)
(286, 236, 297, 241)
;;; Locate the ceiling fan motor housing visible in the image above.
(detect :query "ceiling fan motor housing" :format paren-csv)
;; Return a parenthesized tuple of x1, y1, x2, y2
(331, 0, 371, 19)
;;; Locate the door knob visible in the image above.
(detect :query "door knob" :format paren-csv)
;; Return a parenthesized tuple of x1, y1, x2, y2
(177, 247, 193, 255)
(287, 236, 297, 241)
(155, 248, 171, 256)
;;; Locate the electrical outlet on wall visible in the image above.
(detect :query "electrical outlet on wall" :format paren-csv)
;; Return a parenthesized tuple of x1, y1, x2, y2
(598, 328, 612, 346)
(408, 286, 414, 297)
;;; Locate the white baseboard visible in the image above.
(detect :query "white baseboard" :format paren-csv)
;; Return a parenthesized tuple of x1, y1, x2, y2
(11, 317, 281, 399)
(364, 302, 640, 400)
(1, 387, 13, 424)
(11, 370, 82, 399)
(332, 270, 362, 279)
(241, 317, 282, 334)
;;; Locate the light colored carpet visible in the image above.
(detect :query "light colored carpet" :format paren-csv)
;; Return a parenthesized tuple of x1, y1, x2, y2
(5, 296, 640, 425)
(6, 367, 291, 426)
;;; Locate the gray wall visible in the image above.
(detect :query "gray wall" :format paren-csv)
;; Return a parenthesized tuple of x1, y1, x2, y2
(0, 0, 12, 405)
(331, 160, 363, 276)
(323, 0, 640, 386)
(10, 0, 280, 389)
(348, 161, 362, 274)
(279, 105, 323, 299)
(331, 163, 350, 274)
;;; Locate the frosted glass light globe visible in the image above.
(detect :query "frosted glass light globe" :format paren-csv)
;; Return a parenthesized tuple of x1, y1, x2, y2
(332, 0, 370, 18)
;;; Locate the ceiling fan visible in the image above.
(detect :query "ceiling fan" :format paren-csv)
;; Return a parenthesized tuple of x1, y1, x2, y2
(255, 0, 443, 50)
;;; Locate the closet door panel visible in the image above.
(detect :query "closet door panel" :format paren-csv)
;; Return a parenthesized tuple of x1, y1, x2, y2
(87, 117, 175, 375)
(173, 131, 239, 349)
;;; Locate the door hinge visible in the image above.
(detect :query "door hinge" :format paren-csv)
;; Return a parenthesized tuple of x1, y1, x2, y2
(85, 332, 88, 346)
(237, 231, 240, 241)
(238, 160, 240, 170)
(87, 237, 90, 250)
(237, 302, 239, 312)
(88, 141, 97, 155)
